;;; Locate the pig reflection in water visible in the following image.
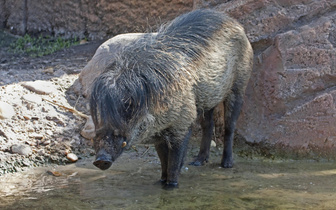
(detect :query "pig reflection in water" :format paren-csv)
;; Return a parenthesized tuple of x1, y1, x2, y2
(89, 9, 253, 188)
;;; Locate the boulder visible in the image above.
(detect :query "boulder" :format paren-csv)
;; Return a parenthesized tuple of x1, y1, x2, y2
(194, 0, 336, 158)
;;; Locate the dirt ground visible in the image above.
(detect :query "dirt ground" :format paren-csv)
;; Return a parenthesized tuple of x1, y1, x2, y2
(0, 30, 107, 175)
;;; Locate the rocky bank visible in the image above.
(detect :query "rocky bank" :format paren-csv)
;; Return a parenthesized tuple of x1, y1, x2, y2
(0, 31, 104, 175)
(210, 0, 336, 158)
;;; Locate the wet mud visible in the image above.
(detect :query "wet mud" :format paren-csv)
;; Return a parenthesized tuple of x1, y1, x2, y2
(0, 145, 335, 210)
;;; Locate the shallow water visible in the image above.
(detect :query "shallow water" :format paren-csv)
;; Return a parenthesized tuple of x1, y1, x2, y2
(1, 148, 336, 210)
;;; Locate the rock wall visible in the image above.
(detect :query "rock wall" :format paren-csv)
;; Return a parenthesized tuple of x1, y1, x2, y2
(195, 0, 336, 158)
(0, 0, 193, 39)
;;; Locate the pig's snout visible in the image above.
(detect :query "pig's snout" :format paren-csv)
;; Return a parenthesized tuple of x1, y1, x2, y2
(94, 158, 112, 170)
(93, 150, 113, 170)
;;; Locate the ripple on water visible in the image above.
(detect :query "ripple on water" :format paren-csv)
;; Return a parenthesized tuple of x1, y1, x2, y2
(0, 154, 336, 209)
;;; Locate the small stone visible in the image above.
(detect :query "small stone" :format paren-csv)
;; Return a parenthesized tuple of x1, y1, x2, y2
(46, 116, 65, 126)
(26, 127, 35, 132)
(11, 144, 32, 156)
(22, 94, 42, 104)
(25, 140, 36, 146)
(42, 140, 51, 145)
(53, 69, 66, 77)
(66, 153, 78, 162)
(37, 149, 45, 155)
(41, 107, 50, 112)
(23, 115, 31, 120)
(3, 129, 16, 140)
(80, 39, 88, 45)
(22, 80, 56, 95)
(46, 130, 53, 136)
(16, 115, 24, 120)
(80, 116, 96, 139)
(22, 161, 31, 166)
(43, 67, 54, 74)
(29, 133, 44, 140)
(26, 103, 34, 110)
(211, 140, 216, 147)
(47, 170, 62, 177)
(0, 102, 15, 119)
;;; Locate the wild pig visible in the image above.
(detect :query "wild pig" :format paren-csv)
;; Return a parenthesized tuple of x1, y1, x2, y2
(90, 9, 253, 188)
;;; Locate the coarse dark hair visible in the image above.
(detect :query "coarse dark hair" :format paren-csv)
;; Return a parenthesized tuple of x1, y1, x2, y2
(90, 9, 228, 131)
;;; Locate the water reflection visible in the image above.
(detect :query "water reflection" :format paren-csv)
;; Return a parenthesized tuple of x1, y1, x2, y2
(1, 151, 336, 209)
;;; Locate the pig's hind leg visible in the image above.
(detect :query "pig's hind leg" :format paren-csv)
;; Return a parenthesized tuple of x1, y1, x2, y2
(189, 108, 214, 166)
(221, 88, 244, 168)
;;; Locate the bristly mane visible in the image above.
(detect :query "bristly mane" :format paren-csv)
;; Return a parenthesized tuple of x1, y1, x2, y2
(90, 9, 226, 131)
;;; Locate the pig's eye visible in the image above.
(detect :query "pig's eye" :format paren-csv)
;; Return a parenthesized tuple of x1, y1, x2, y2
(121, 141, 127, 148)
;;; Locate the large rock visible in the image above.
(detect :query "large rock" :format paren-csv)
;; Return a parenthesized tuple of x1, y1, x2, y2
(0, 0, 193, 38)
(194, 0, 336, 158)
(22, 80, 56, 95)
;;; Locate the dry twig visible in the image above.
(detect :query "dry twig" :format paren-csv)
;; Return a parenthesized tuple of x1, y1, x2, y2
(43, 98, 89, 119)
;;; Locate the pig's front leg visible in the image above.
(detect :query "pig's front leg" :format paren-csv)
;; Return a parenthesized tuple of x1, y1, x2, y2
(155, 127, 192, 189)
(154, 139, 169, 185)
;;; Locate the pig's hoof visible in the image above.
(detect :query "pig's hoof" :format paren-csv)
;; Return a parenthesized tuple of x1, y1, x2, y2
(221, 160, 233, 168)
(163, 182, 178, 190)
(189, 157, 207, 166)
(189, 160, 203, 166)
(154, 179, 167, 186)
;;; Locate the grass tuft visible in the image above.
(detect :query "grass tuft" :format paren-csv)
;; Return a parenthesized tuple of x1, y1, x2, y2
(10, 34, 80, 57)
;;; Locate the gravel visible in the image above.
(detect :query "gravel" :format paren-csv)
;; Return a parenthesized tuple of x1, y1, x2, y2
(0, 30, 103, 175)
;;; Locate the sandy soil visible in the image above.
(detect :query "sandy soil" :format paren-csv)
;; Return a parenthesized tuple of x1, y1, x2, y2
(0, 30, 105, 175)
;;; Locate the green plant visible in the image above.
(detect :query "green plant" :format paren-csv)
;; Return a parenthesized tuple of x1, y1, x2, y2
(10, 34, 80, 57)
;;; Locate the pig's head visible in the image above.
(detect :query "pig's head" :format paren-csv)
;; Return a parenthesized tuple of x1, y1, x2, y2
(93, 128, 128, 170)
(92, 113, 155, 170)
(90, 66, 159, 170)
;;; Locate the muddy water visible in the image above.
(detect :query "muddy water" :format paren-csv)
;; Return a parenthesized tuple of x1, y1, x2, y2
(0, 148, 336, 210)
